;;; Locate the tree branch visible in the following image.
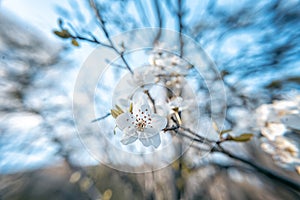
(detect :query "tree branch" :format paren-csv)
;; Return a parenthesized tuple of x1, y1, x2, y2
(89, 0, 134, 74)
(215, 144, 300, 192)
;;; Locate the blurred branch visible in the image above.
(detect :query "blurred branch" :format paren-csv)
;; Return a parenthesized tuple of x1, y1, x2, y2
(144, 90, 157, 113)
(215, 144, 300, 192)
(88, 0, 134, 74)
(172, 124, 300, 192)
(134, 1, 151, 27)
(153, 0, 162, 44)
(177, 0, 184, 57)
(180, 126, 216, 143)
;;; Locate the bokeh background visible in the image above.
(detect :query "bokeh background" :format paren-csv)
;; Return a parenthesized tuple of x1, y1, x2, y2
(0, 0, 300, 199)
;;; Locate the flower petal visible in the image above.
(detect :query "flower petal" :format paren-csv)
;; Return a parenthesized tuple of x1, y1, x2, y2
(116, 113, 132, 130)
(133, 92, 148, 106)
(150, 114, 167, 130)
(121, 127, 138, 145)
(143, 127, 159, 136)
(139, 132, 161, 148)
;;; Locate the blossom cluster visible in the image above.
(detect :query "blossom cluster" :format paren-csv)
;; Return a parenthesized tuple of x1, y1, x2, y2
(256, 95, 300, 169)
(111, 47, 197, 148)
(111, 50, 193, 148)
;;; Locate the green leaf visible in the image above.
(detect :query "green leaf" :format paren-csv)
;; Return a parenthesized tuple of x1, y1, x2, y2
(231, 133, 254, 142)
(53, 29, 71, 39)
(71, 39, 79, 47)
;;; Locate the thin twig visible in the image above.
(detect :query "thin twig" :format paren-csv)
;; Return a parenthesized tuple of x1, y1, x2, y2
(73, 35, 111, 48)
(216, 144, 300, 192)
(65, 22, 112, 48)
(105, 59, 127, 69)
(177, 0, 184, 57)
(144, 90, 157, 113)
(180, 126, 216, 143)
(153, 0, 162, 44)
(91, 113, 111, 123)
(179, 126, 300, 192)
(89, 0, 134, 74)
(163, 125, 180, 132)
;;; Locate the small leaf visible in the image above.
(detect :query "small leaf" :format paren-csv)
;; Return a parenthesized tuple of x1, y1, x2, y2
(115, 105, 124, 113)
(71, 38, 79, 47)
(111, 109, 118, 118)
(220, 129, 232, 135)
(231, 133, 254, 142)
(53, 29, 71, 39)
(110, 105, 124, 119)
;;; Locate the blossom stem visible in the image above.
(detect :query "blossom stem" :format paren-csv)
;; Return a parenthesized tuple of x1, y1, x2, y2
(163, 125, 180, 132)
(144, 90, 157, 113)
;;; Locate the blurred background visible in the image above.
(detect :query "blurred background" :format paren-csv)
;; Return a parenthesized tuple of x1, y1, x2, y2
(0, 0, 300, 199)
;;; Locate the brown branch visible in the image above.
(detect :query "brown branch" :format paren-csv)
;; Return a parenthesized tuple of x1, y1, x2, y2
(153, 0, 162, 44)
(163, 125, 180, 132)
(89, 0, 134, 74)
(175, 124, 300, 192)
(215, 144, 300, 192)
(144, 90, 157, 113)
(180, 126, 217, 143)
(177, 0, 184, 57)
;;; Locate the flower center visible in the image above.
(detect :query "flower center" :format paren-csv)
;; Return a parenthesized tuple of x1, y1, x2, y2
(132, 108, 153, 132)
(136, 120, 147, 131)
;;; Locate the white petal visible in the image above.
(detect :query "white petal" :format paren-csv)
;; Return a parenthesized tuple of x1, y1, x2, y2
(143, 127, 159, 136)
(151, 114, 167, 130)
(121, 127, 138, 145)
(116, 113, 132, 130)
(132, 102, 152, 116)
(143, 70, 156, 83)
(261, 123, 286, 141)
(141, 104, 151, 113)
(155, 104, 169, 117)
(133, 92, 148, 105)
(139, 132, 161, 148)
(169, 97, 183, 108)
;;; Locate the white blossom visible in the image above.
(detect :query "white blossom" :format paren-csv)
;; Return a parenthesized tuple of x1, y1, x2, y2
(112, 67, 156, 108)
(115, 92, 167, 148)
(256, 95, 300, 168)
